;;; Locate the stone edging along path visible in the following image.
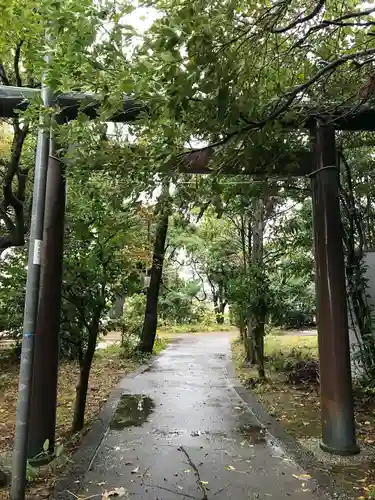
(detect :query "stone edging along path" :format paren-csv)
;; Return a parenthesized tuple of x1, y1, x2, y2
(53, 356, 158, 500)
(226, 349, 355, 500)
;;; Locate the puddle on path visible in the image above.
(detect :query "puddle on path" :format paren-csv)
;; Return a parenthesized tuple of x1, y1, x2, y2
(110, 394, 155, 430)
(237, 424, 267, 444)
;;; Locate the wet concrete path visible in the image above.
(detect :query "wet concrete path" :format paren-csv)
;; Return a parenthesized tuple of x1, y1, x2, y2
(78, 332, 322, 499)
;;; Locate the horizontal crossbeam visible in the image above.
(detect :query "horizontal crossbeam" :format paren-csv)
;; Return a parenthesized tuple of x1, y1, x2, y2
(178, 149, 313, 176)
(0, 86, 142, 122)
(1, 86, 375, 131)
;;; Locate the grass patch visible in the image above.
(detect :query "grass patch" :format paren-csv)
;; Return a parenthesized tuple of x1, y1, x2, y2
(153, 335, 170, 355)
(232, 335, 320, 438)
(232, 334, 321, 439)
(265, 333, 318, 357)
(157, 323, 236, 336)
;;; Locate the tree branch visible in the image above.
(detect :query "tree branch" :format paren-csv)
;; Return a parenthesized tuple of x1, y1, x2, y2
(14, 40, 24, 87)
(187, 46, 375, 155)
(287, 8, 375, 52)
(271, 0, 325, 33)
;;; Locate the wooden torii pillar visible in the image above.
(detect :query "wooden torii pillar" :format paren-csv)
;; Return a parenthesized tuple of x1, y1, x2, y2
(309, 120, 359, 455)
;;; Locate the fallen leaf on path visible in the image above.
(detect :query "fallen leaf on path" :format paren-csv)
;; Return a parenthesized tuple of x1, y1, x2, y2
(102, 487, 128, 498)
(293, 474, 311, 481)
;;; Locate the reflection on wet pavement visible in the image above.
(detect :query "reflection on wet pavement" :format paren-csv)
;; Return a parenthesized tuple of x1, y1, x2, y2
(110, 395, 155, 430)
(77, 332, 322, 499)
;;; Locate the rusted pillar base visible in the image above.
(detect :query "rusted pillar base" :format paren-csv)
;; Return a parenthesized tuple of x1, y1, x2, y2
(310, 120, 359, 456)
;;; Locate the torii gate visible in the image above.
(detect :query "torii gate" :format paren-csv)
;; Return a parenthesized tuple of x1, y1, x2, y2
(0, 85, 367, 497)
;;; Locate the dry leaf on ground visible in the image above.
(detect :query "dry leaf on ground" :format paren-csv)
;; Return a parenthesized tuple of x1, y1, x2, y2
(102, 486, 128, 498)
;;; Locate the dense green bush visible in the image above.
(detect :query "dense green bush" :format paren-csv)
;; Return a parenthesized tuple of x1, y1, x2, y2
(122, 294, 146, 338)
(269, 279, 315, 329)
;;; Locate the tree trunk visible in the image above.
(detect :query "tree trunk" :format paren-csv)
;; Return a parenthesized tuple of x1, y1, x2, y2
(72, 363, 91, 433)
(109, 296, 125, 319)
(240, 215, 247, 270)
(254, 311, 266, 379)
(140, 185, 170, 353)
(239, 311, 245, 341)
(251, 198, 266, 377)
(215, 299, 226, 324)
(72, 317, 100, 432)
(216, 313, 224, 324)
(244, 317, 256, 364)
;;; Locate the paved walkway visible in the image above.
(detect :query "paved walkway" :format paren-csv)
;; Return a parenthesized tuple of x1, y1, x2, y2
(77, 332, 321, 499)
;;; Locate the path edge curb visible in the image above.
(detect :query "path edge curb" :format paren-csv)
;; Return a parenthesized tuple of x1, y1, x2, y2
(53, 354, 159, 499)
(226, 346, 355, 500)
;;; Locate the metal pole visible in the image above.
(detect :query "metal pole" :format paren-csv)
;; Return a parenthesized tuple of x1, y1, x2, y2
(10, 36, 53, 499)
(310, 120, 359, 455)
(27, 133, 66, 462)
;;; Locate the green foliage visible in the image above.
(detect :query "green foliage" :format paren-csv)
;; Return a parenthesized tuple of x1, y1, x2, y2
(153, 335, 170, 355)
(157, 323, 233, 334)
(228, 264, 273, 318)
(270, 276, 315, 329)
(158, 267, 208, 325)
(60, 167, 148, 362)
(0, 248, 27, 343)
(122, 294, 146, 339)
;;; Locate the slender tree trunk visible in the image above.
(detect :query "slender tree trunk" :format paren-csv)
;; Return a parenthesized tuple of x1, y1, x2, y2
(72, 363, 91, 433)
(240, 215, 247, 270)
(109, 296, 125, 319)
(216, 315, 224, 324)
(140, 185, 170, 353)
(254, 311, 266, 379)
(72, 316, 100, 432)
(215, 296, 226, 324)
(239, 311, 245, 341)
(251, 198, 266, 379)
(244, 317, 256, 364)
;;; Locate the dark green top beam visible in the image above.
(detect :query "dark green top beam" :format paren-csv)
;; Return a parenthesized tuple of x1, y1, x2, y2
(0, 86, 142, 122)
(1, 85, 375, 131)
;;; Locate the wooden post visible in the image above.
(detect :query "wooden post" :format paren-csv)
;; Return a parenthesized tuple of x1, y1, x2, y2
(28, 135, 66, 461)
(310, 120, 359, 455)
